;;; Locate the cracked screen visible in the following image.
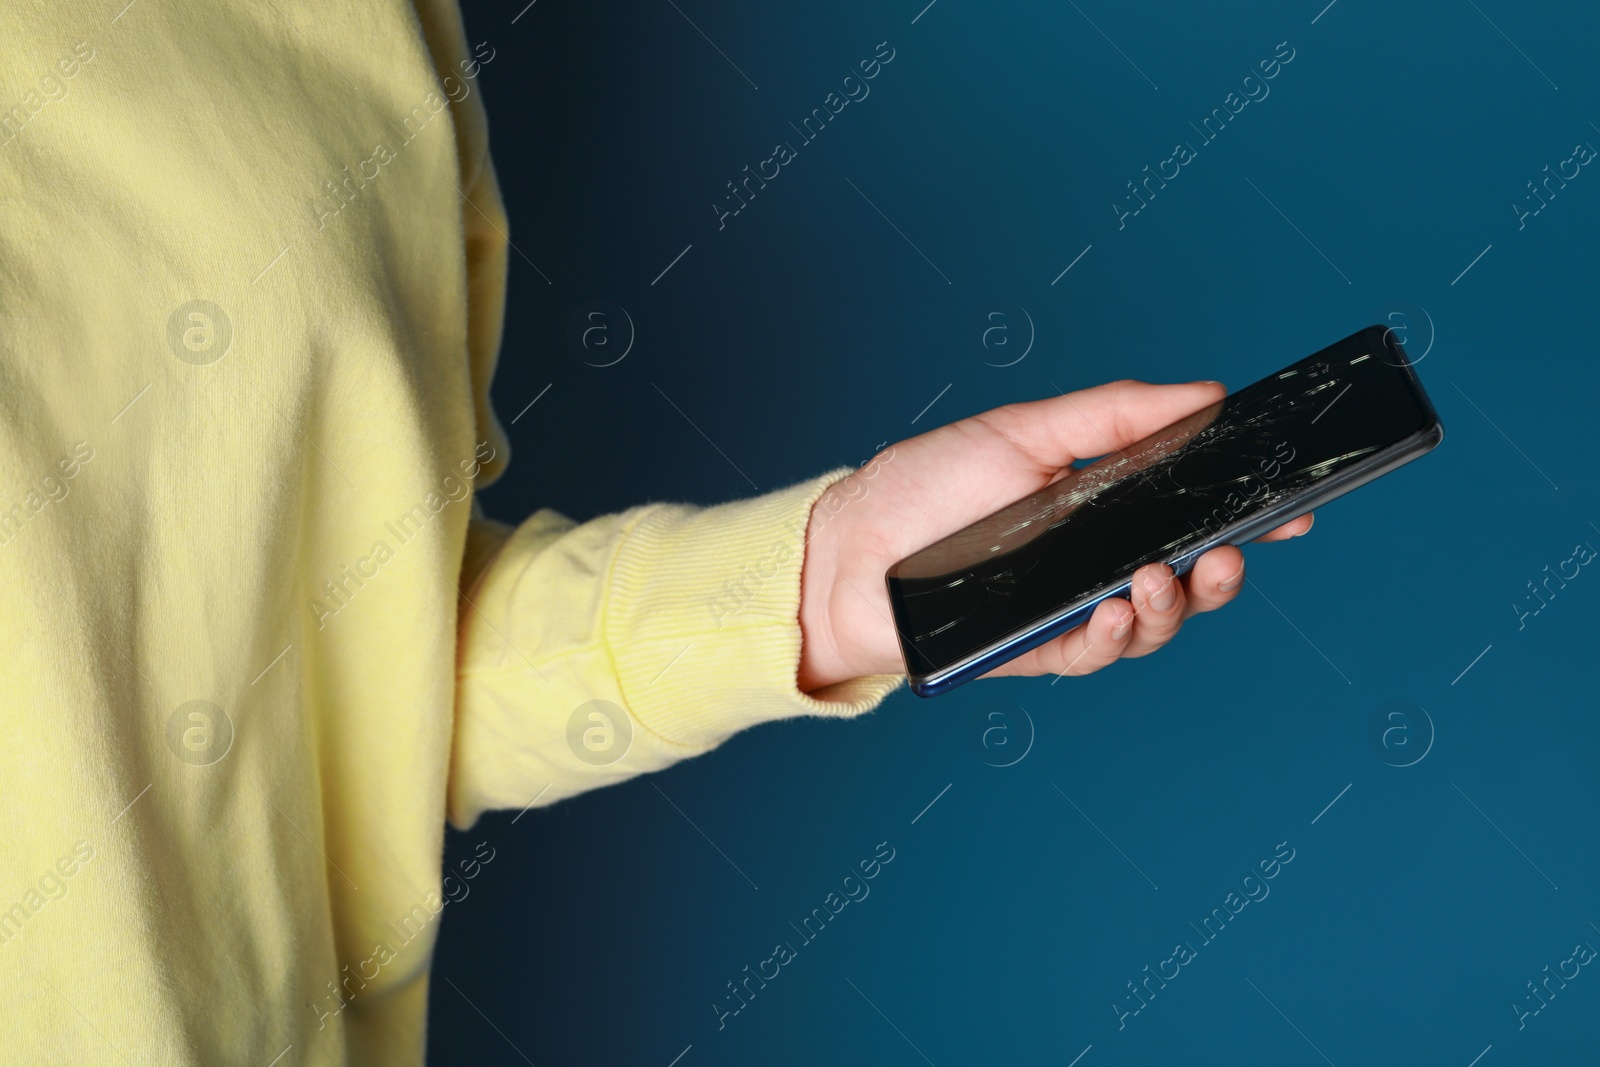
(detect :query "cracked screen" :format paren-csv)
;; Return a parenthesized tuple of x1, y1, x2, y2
(886, 327, 1439, 676)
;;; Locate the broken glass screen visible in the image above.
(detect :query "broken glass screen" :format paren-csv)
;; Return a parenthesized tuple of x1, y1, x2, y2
(886, 327, 1438, 675)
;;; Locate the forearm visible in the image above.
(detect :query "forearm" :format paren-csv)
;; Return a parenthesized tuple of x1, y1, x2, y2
(449, 471, 904, 827)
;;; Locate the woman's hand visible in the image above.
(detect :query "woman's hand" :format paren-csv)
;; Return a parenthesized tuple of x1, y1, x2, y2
(796, 379, 1314, 692)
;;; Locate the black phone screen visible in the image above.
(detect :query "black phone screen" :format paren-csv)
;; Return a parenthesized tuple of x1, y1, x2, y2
(885, 326, 1439, 676)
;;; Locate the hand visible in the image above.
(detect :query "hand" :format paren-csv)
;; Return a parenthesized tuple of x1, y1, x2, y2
(796, 379, 1314, 691)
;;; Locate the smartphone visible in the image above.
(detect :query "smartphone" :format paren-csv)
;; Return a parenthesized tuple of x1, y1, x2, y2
(884, 324, 1444, 697)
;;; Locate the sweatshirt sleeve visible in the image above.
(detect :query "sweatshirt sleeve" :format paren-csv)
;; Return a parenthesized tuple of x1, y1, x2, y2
(448, 467, 906, 828)
(408, 0, 903, 828)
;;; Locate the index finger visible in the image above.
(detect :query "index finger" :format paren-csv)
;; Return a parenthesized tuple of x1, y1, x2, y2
(1253, 512, 1314, 542)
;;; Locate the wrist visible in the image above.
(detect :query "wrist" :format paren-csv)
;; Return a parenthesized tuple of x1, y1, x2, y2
(798, 478, 851, 692)
(797, 457, 903, 691)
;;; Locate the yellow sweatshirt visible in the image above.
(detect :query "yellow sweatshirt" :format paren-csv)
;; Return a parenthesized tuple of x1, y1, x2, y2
(0, 1, 903, 1061)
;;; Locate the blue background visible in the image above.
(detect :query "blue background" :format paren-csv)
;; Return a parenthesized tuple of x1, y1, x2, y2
(430, 1, 1600, 1063)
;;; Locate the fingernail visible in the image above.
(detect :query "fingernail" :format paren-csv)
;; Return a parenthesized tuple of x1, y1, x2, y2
(1111, 610, 1133, 640)
(1147, 572, 1177, 612)
(1219, 565, 1245, 592)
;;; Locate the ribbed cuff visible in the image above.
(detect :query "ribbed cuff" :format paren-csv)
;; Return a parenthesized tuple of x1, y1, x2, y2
(605, 467, 905, 749)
